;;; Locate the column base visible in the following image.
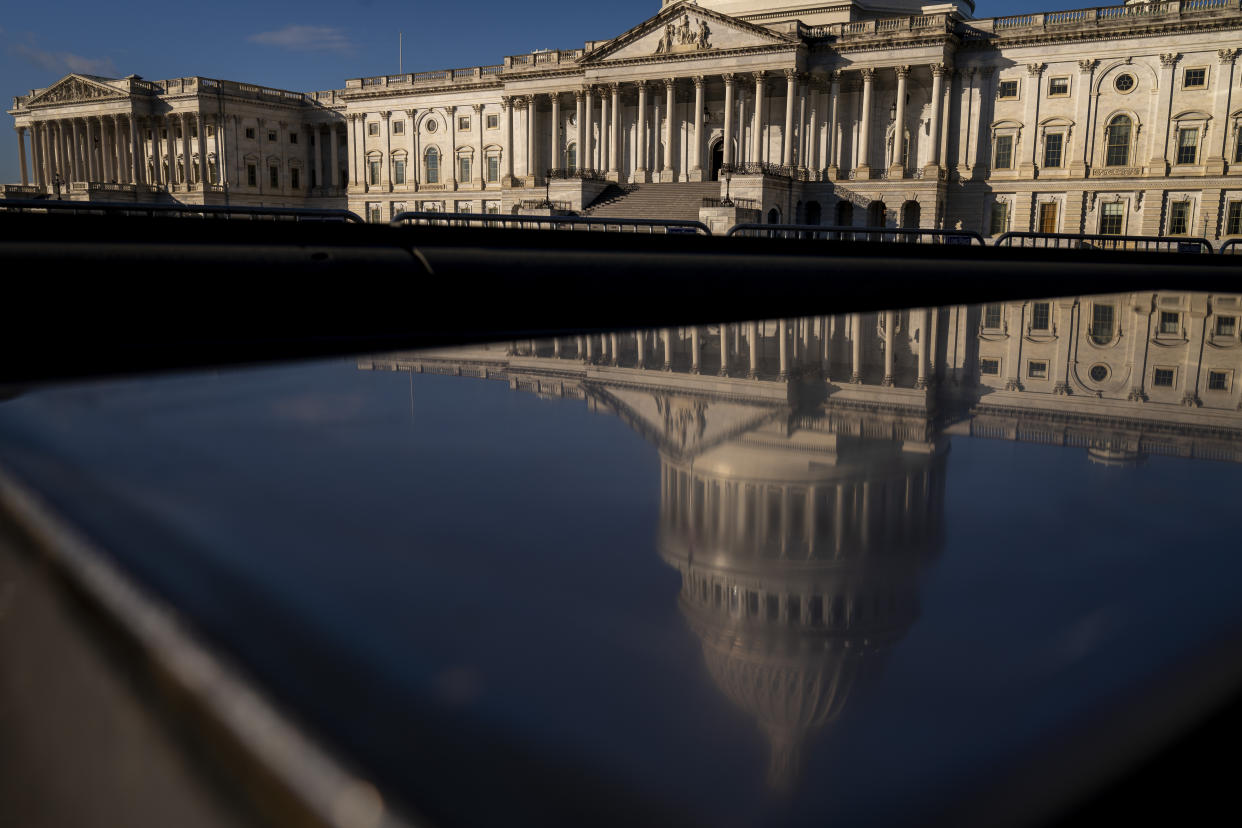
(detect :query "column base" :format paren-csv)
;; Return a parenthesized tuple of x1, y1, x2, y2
(921, 163, 942, 180)
(826, 165, 839, 181)
(633, 169, 651, 184)
(850, 372, 863, 384)
(914, 377, 929, 389)
(687, 168, 705, 182)
(502, 175, 518, 187)
(659, 169, 676, 183)
(881, 375, 894, 387)
(606, 170, 621, 182)
(888, 164, 906, 180)
(854, 165, 875, 181)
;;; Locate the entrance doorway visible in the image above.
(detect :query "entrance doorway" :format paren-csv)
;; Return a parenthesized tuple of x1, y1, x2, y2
(710, 140, 724, 181)
(901, 201, 921, 229)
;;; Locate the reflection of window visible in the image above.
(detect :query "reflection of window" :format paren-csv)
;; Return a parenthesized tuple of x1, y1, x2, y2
(1043, 132, 1063, 168)
(1106, 115, 1132, 166)
(1039, 202, 1058, 233)
(1153, 368, 1175, 387)
(998, 80, 1019, 99)
(990, 201, 1010, 235)
(1028, 360, 1048, 379)
(1176, 128, 1199, 165)
(1160, 311, 1180, 335)
(981, 358, 1000, 375)
(984, 304, 1003, 329)
(1032, 302, 1050, 331)
(994, 135, 1014, 169)
(1208, 371, 1229, 391)
(1217, 316, 1237, 337)
(1100, 202, 1125, 235)
(1091, 304, 1115, 344)
(1168, 201, 1190, 235)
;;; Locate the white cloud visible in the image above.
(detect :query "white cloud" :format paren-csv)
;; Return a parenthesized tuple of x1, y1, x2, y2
(11, 42, 118, 77)
(248, 25, 353, 53)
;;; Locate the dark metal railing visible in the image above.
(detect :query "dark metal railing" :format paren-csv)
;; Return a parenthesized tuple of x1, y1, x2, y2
(0, 198, 365, 223)
(995, 231, 1214, 253)
(702, 197, 760, 210)
(391, 210, 712, 235)
(720, 162, 794, 179)
(727, 224, 987, 245)
(544, 168, 609, 181)
(1220, 238, 1242, 255)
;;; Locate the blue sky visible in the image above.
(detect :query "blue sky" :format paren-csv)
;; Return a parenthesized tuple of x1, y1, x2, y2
(3, 0, 1064, 184)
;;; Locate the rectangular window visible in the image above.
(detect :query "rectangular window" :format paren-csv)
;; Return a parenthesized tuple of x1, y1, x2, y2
(1153, 368, 1175, 387)
(487, 155, 500, 182)
(456, 200, 472, 214)
(1160, 311, 1180, 335)
(1226, 202, 1242, 236)
(1217, 316, 1237, 337)
(1100, 202, 1125, 235)
(1031, 302, 1050, 331)
(984, 304, 1003, 329)
(1091, 304, 1115, 343)
(1039, 202, 1059, 234)
(368, 122, 379, 136)
(206, 125, 215, 137)
(1168, 201, 1190, 236)
(269, 166, 279, 188)
(393, 120, 405, 135)
(1176, 128, 1198, 165)
(289, 132, 298, 145)
(161, 129, 169, 140)
(486, 114, 499, 129)
(369, 160, 380, 186)
(459, 156, 471, 182)
(1043, 132, 1064, 168)
(1236, 129, 1242, 163)
(1184, 68, 1207, 89)
(366, 202, 381, 223)
(990, 201, 1009, 236)
(291, 168, 300, 189)
(1048, 77, 1069, 97)
(484, 200, 501, 215)
(458, 116, 471, 131)
(981, 358, 1001, 376)
(1028, 360, 1048, 379)
(1208, 371, 1229, 391)
(391, 202, 406, 219)
(394, 160, 406, 185)
(426, 153, 440, 184)
(994, 135, 1014, 169)
(247, 164, 256, 186)
(245, 127, 255, 140)
(267, 130, 277, 142)
(998, 80, 1019, 99)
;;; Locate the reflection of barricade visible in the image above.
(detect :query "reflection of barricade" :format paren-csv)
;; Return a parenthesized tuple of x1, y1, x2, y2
(0, 198, 365, 223)
(1220, 239, 1242, 255)
(995, 231, 1215, 254)
(391, 210, 712, 235)
(727, 224, 986, 245)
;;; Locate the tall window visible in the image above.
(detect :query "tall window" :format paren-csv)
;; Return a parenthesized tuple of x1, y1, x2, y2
(368, 159, 380, 186)
(394, 159, 406, 185)
(1043, 132, 1063, 168)
(994, 134, 1014, 169)
(1235, 128, 1242, 163)
(247, 164, 256, 186)
(990, 201, 1009, 236)
(425, 147, 440, 184)
(1039, 202, 1058, 233)
(291, 168, 300, 189)
(566, 143, 577, 172)
(1176, 128, 1199, 165)
(366, 202, 381, 223)
(393, 120, 405, 135)
(984, 304, 1003, 329)
(487, 155, 500, 183)
(1091, 304, 1115, 344)
(458, 155, 471, 183)
(1031, 302, 1051, 331)
(1168, 201, 1190, 235)
(1105, 115, 1132, 166)
(1227, 201, 1242, 236)
(269, 165, 279, 188)
(1100, 202, 1125, 235)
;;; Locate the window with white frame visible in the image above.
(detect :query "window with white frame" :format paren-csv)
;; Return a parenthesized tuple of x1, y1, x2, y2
(1159, 311, 1181, 336)
(984, 304, 1003, 330)
(993, 134, 1014, 169)
(458, 116, 471, 131)
(486, 114, 499, 129)
(366, 202, 381, 223)
(1167, 200, 1191, 235)
(368, 158, 380, 186)
(487, 154, 500, 182)
(1215, 315, 1236, 337)
(368, 122, 379, 136)
(425, 147, 440, 184)
(980, 358, 1001, 375)
(394, 158, 406, 185)
(1100, 202, 1125, 235)
(1038, 202, 1059, 234)
(1047, 77, 1069, 97)
(1152, 367, 1176, 387)
(1028, 360, 1048, 379)
(998, 80, 1019, 100)
(1031, 302, 1051, 331)
(1043, 131, 1064, 168)
(990, 200, 1010, 236)
(1105, 115, 1132, 166)
(1226, 201, 1242, 235)
(1208, 370, 1231, 392)
(393, 120, 404, 135)
(1090, 304, 1116, 345)
(1183, 67, 1207, 89)
(1176, 128, 1199, 165)
(458, 154, 472, 182)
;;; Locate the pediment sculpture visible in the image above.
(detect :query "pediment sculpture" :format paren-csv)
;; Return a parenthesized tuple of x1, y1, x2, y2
(34, 77, 120, 104)
(655, 13, 712, 55)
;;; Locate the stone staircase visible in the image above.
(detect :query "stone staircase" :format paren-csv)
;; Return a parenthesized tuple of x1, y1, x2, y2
(582, 181, 721, 221)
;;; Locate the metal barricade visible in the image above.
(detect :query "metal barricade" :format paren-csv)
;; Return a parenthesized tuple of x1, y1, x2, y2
(994, 231, 1214, 254)
(1220, 239, 1242, 255)
(390, 211, 712, 235)
(726, 224, 986, 245)
(0, 198, 365, 223)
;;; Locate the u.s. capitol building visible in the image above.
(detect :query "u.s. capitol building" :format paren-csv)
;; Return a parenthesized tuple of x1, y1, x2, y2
(7, 0, 1242, 239)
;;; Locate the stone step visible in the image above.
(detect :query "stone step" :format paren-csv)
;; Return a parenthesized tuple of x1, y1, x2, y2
(584, 182, 720, 221)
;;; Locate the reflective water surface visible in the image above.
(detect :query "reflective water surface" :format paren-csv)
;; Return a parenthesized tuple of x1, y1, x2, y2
(2, 293, 1242, 826)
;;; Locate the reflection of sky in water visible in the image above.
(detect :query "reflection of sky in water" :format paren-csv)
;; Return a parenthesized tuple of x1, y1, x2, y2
(1, 359, 1241, 826)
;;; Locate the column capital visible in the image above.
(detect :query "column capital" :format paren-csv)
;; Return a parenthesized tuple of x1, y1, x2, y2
(500, 95, 512, 109)
(606, 81, 620, 93)
(381, 111, 391, 121)
(1159, 52, 1181, 67)
(405, 108, 417, 119)
(895, 65, 911, 79)
(1026, 62, 1046, 76)
(721, 72, 736, 86)
(1078, 58, 1098, 74)
(830, 69, 843, 84)
(860, 67, 876, 81)
(1218, 48, 1238, 65)
(472, 102, 484, 113)
(663, 77, 677, 90)
(751, 70, 766, 85)
(783, 67, 798, 81)
(980, 66, 995, 77)
(931, 62, 951, 78)
(692, 75, 705, 88)
(574, 87, 585, 101)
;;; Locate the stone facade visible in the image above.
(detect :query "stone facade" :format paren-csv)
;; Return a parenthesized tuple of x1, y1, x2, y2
(8, 0, 1242, 240)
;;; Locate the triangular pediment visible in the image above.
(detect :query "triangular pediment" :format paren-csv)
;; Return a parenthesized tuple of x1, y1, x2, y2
(581, 3, 794, 65)
(588, 382, 787, 460)
(28, 74, 127, 106)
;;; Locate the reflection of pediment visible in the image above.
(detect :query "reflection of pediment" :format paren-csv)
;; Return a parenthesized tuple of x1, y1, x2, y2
(28, 75, 127, 105)
(580, 3, 793, 65)
(587, 382, 786, 460)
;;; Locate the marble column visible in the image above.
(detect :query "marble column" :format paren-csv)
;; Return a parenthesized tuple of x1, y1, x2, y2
(916, 309, 929, 388)
(1020, 63, 1043, 176)
(723, 73, 736, 166)
(691, 327, 701, 374)
(882, 311, 895, 386)
(928, 64, 948, 168)
(166, 115, 177, 186)
(525, 96, 537, 184)
(608, 84, 620, 179)
(827, 72, 841, 173)
(636, 82, 649, 181)
(600, 88, 610, 175)
(1152, 54, 1180, 171)
(748, 321, 759, 378)
(584, 87, 595, 173)
(551, 93, 561, 169)
(381, 112, 393, 189)
(663, 78, 676, 180)
(778, 319, 789, 380)
(806, 78, 820, 173)
(181, 113, 193, 186)
(857, 69, 875, 175)
(16, 127, 29, 185)
(891, 66, 910, 177)
(752, 72, 766, 163)
(312, 124, 323, 189)
(692, 76, 705, 178)
(782, 69, 797, 168)
(500, 97, 514, 185)
(850, 313, 863, 382)
(67, 119, 81, 182)
(1208, 49, 1238, 173)
(129, 116, 140, 185)
(574, 90, 584, 169)
(662, 328, 673, 370)
(718, 323, 729, 375)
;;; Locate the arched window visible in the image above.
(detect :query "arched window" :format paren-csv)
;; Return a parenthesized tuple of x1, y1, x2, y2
(425, 147, 440, 184)
(868, 201, 887, 228)
(1105, 115, 1132, 167)
(836, 201, 853, 226)
(565, 143, 577, 173)
(806, 201, 822, 226)
(767, 207, 780, 224)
